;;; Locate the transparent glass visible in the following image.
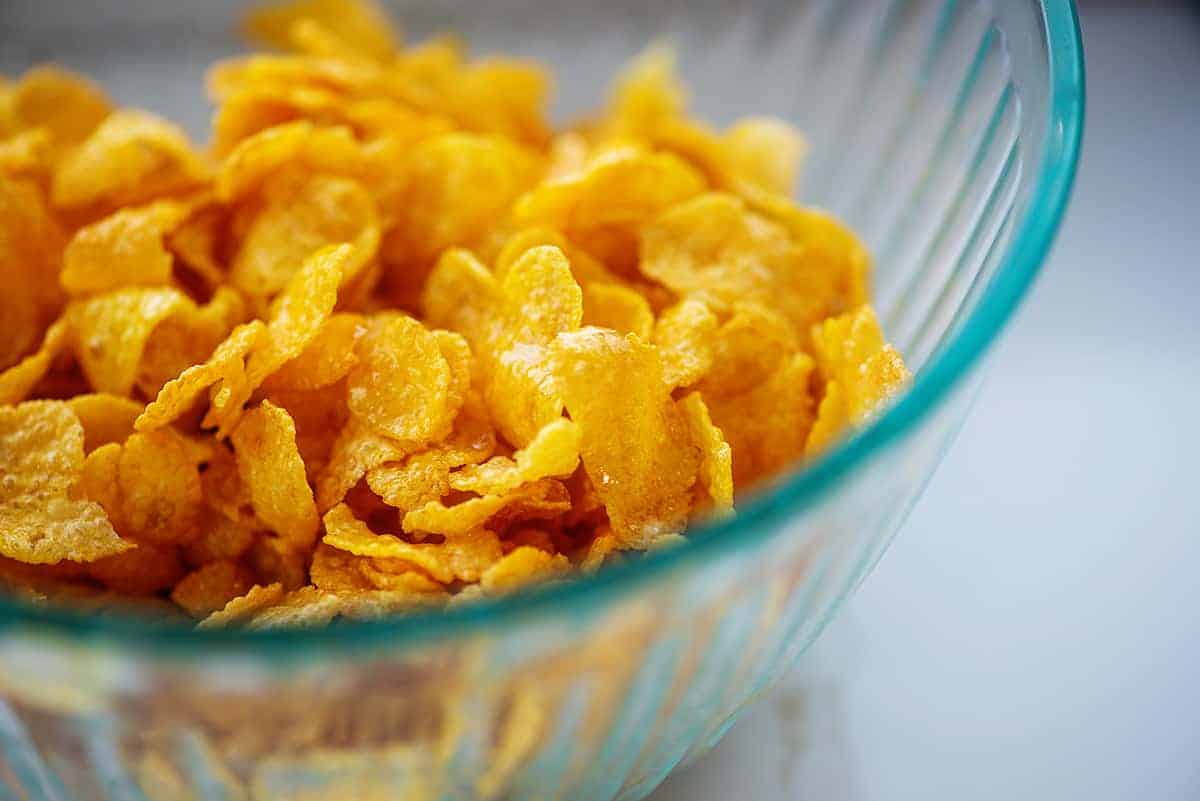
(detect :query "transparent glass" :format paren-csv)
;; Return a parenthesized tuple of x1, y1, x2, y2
(0, 1, 1083, 799)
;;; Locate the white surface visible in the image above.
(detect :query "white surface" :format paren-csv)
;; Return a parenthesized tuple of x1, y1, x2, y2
(654, 5, 1200, 800)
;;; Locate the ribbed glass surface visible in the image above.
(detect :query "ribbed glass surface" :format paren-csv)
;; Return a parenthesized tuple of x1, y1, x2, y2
(0, 2, 1083, 799)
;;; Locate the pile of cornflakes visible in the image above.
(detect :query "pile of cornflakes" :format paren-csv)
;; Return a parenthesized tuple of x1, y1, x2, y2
(0, 0, 909, 628)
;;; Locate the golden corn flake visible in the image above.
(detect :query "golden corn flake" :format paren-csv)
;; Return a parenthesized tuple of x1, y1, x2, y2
(117, 431, 205, 546)
(425, 245, 581, 448)
(244, 0, 401, 64)
(582, 282, 654, 340)
(707, 353, 816, 487)
(357, 559, 446, 596)
(79, 442, 124, 523)
(194, 445, 248, 523)
(67, 287, 193, 397)
(144, 244, 345, 439)
(400, 493, 514, 538)
(422, 247, 501, 340)
(0, 6, 910, 624)
(4, 66, 111, 160)
(206, 50, 375, 103)
(403, 479, 569, 539)
(385, 132, 540, 275)
(245, 242, 349, 384)
(230, 169, 377, 298)
(249, 534, 308, 590)
(347, 314, 453, 443)
(215, 121, 361, 203)
(0, 401, 130, 564)
(175, 433, 220, 467)
(607, 48, 806, 197)
(165, 201, 226, 280)
(606, 45, 687, 138)
(262, 313, 365, 392)
(252, 584, 372, 628)
(501, 245, 584, 345)
(722, 117, 807, 197)
(184, 513, 257, 566)
(52, 109, 210, 209)
(812, 305, 910, 419)
(324, 503, 502, 584)
(550, 328, 699, 547)
(0, 178, 67, 370)
(0, 346, 49, 408)
(310, 542, 372, 591)
(263, 379, 349, 477)
(515, 145, 705, 235)
(89, 542, 185, 596)
(678, 392, 734, 515)
(3, 180, 67, 316)
(197, 583, 285, 630)
(652, 298, 718, 390)
(698, 302, 797, 398)
(171, 560, 258, 618)
(494, 226, 620, 287)
(580, 528, 620, 573)
(0, 128, 51, 176)
(137, 321, 265, 432)
(480, 546, 570, 595)
(366, 404, 496, 510)
(433, 329, 472, 417)
(232, 401, 320, 549)
(387, 34, 465, 96)
(436, 59, 552, 147)
(806, 306, 910, 456)
(209, 78, 448, 159)
(450, 419, 580, 496)
(504, 526, 557, 553)
(743, 187, 872, 311)
(285, 18, 381, 64)
(0, 321, 71, 407)
(483, 251, 583, 446)
(67, 394, 142, 452)
(538, 130, 586, 179)
(362, 457, 448, 514)
(640, 192, 849, 335)
(249, 587, 447, 629)
(135, 287, 249, 401)
(316, 420, 416, 511)
(648, 116, 766, 197)
(211, 76, 333, 147)
(60, 199, 195, 296)
(242, 585, 345, 629)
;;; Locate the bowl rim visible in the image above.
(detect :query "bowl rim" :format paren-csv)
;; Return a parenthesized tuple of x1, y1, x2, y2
(0, 0, 1085, 656)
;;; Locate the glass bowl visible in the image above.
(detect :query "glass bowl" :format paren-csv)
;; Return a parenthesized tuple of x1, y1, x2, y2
(0, 1, 1083, 799)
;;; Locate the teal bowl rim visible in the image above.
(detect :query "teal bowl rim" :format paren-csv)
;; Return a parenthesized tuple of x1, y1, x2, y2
(0, 0, 1085, 656)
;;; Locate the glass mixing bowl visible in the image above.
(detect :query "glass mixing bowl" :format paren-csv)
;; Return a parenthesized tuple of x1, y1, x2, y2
(0, 1, 1083, 799)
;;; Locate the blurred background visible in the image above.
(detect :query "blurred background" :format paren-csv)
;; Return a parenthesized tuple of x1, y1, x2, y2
(2, 1, 1196, 799)
(655, 2, 1200, 799)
